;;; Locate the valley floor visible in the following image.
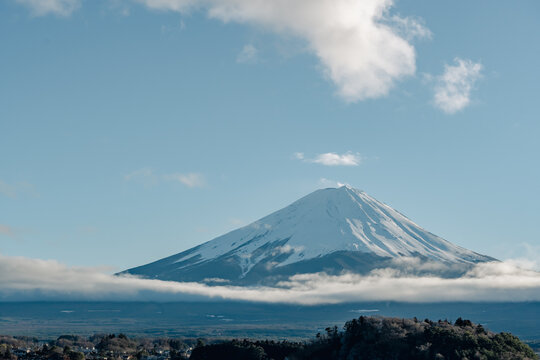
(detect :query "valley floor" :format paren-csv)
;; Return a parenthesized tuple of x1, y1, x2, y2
(0, 301, 538, 342)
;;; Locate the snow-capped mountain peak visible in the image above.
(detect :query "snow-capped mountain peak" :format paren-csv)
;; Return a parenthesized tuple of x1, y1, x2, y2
(123, 187, 493, 284)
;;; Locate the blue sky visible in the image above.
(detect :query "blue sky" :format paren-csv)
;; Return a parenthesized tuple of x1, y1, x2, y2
(1, 0, 539, 271)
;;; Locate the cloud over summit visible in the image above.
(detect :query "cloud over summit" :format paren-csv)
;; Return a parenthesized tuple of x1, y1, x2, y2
(295, 152, 362, 166)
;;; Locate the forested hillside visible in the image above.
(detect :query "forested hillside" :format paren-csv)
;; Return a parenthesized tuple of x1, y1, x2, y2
(191, 317, 538, 360)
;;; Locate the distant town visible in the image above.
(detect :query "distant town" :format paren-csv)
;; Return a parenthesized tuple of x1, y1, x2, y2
(0, 333, 195, 360)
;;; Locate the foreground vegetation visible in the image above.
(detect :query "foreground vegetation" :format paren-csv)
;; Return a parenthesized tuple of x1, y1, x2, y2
(0, 317, 537, 360)
(191, 317, 538, 360)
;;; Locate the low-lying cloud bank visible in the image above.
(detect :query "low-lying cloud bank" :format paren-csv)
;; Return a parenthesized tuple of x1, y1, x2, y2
(1, 254, 539, 305)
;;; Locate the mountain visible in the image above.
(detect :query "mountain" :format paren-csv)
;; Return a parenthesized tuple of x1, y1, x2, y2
(122, 186, 494, 284)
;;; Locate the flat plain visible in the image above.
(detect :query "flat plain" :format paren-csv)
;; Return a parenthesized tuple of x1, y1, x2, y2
(1, 302, 538, 341)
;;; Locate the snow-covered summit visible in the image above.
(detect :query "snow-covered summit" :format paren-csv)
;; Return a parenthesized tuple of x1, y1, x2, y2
(123, 187, 493, 284)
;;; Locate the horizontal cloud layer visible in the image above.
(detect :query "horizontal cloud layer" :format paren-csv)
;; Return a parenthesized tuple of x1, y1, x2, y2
(1, 254, 540, 304)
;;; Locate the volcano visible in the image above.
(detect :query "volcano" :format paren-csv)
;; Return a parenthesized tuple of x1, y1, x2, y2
(122, 186, 494, 284)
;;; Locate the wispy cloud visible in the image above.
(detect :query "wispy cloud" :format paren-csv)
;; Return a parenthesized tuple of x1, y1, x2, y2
(387, 15, 432, 41)
(124, 167, 158, 186)
(15, 0, 81, 17)
(161, 20, 187, 35)
(136, 0, 430, 102)
(236, 44, 258, 64)
(295, 152, 362, 166)
(1, 254, 539, 304)
(125, 168, 206, 188)
(434, 58, 483, 114)
(163, 172, 206, 188)
(124, 167, 155, 181)
(504, 243, 540, 272)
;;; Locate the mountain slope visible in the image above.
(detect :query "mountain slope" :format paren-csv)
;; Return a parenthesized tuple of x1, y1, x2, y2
(122, 187, 494, 284)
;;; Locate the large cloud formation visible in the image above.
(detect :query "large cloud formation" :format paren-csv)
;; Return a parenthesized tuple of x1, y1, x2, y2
(138, 0, 430, 101)
(12, 0, 437, 103)
(1, 253, 540, 304)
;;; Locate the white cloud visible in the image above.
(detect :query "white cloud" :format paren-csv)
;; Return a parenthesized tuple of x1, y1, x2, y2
(2, 253, 539, 304)
(236, 44, 258, 63)
(312, 152, 362, 166)
(434, 58, 483, 114)
(136, 0, 430, 102)
(15, 0, 431, 100)
(296, 152, 362, 166)
(15, 0, 81, 17)
(163, 172, 205, 188)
